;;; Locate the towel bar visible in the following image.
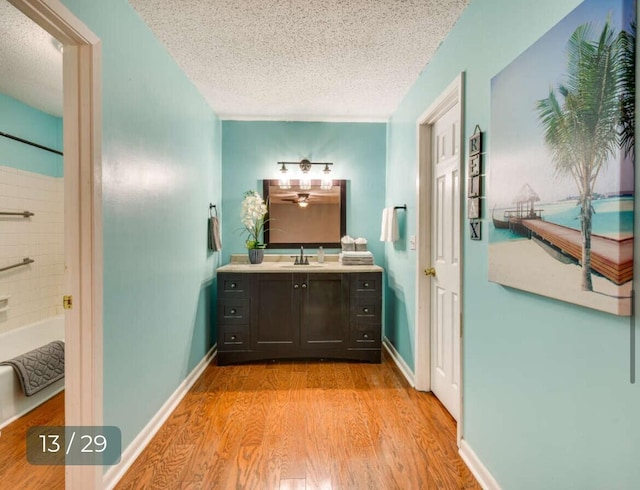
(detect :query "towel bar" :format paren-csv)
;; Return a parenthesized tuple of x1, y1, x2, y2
(0, 210, 34, 217)
(0, 257, 34, 273)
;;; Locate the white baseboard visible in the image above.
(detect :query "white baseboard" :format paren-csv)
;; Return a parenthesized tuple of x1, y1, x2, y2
(382, 337, 415, 387)
(459, 439, 501, 490)
(103, 345, 217, 490)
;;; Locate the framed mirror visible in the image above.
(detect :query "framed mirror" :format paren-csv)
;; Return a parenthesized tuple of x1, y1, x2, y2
(263, 179, 346, 248)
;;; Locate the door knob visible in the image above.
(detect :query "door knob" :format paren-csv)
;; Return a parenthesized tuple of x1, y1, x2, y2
(424, 267, 436, 277)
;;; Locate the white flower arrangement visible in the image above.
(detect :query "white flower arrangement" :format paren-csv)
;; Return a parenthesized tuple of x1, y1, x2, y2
(241, 190, 268, 249)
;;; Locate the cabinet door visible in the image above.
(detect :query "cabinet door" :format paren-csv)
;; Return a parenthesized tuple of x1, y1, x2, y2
(251, 273, 298, 351)
(300, 273, 348, 348)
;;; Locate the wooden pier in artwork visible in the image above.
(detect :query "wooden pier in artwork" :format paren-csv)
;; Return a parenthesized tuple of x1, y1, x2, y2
(521, 220, 633, 285)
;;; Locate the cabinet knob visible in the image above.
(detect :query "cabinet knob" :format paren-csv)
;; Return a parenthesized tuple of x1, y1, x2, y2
(363, 307, 369, 313)
(301, 283, 307, 288)
(363, 282, 369, 288)
(363, 333, 369, 339)
(230, 283, 237, 289)
(230, 335, 237, 341)
(229, 308, 237, 315)
(293, 284, 299, 289)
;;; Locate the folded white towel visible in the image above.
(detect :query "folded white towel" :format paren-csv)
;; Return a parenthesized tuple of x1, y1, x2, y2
(380, 207, 399, 242)
(342, 251, 373, 257)
(339, 251, 374, 265)
(341, 257, 374, 266)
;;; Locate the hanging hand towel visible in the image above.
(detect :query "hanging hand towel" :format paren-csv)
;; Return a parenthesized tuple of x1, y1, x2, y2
(209, 208, 222, 251)
(380, 207, 399, 242)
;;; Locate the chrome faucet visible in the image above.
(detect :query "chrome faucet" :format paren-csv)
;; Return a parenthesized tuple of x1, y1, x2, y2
(294, 245, 309, 265)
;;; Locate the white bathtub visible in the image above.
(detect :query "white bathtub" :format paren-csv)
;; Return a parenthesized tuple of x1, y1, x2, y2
(0, 315, 65, 429)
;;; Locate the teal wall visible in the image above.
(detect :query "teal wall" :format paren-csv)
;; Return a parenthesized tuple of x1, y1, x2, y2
(386, 0, 639, 488)
(0, 93, 62, 177)
(60, 0, 222, 450)
(221, 121, 386, 267)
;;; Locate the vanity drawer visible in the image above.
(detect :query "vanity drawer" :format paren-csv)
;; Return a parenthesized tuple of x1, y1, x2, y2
(217, 299, 249, 324)
(218, 274, 249, 298)
(350, 327, 381, 348)
(351, 302, 381, 324)
(219, 325, 250, 350)
(352, 273, 381, 297)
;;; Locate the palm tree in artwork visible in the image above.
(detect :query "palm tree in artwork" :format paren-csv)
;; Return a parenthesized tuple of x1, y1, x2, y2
(618, 20, 635, 159)
(537, 21, 622, 291)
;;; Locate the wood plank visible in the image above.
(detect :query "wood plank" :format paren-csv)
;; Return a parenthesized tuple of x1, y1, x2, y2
(116, 353, 480, 489)
(0, 392, 65, 489)
(2, 354, 479, 489)
(523, 219, 633, 284)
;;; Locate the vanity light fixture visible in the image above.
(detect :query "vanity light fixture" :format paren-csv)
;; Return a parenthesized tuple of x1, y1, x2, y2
(278, 162, 291, 189)
(277, 159, 334, 190)
(321, 163, 333, 190)
(298, 158, 312, 190)
(299, 176, 312, 190)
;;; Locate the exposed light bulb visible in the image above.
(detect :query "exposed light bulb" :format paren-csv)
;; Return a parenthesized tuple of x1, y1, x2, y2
(279, 162, 291, 189)
(320, 163, 332, 190)
(299, 175, 311, 190)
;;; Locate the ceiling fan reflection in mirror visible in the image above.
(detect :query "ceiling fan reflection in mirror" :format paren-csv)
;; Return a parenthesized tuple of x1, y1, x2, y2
(282, 192, 314, 207)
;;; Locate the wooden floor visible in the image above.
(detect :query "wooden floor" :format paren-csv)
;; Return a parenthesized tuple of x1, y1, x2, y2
(0, 391, 65, 489)
(0, 353, 479, 489)
(118, 352, 479, 489)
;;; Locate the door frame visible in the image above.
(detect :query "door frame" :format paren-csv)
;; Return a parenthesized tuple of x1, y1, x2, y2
(9, 1, 103, 488)
(414, 73, 464, 443)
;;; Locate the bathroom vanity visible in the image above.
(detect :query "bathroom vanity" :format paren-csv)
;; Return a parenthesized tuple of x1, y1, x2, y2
(216, 256, 383, 365)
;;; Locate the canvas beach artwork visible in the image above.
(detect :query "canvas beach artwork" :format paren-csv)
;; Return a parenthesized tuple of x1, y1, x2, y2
(488, 0, 635, 316)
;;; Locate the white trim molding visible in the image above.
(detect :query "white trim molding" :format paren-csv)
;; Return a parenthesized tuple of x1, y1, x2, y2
(459, 439, 502, 490)
(383, 337, 415, 387)
(9, 1, 103, 488)
(103, 346, 217, 490)
(414, 72, 465, 444)
(414, 73, 464, 391)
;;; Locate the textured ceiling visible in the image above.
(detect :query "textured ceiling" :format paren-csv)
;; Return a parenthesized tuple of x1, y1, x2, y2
(0, 0, 63, 117)
(0, 0, 470, 121)
(130, 0, 470, 120)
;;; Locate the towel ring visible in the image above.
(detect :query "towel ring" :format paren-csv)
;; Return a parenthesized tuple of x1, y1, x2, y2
(209, 203, 218, 218)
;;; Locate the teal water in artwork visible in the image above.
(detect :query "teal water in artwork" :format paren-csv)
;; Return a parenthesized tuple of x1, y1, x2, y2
(489, 196, 634, 243)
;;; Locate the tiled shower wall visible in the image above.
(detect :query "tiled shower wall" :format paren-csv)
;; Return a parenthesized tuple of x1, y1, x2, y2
(0, 165, 64, 335)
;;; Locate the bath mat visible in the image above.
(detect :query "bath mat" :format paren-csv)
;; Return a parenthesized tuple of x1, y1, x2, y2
(0, 340, 64, 396)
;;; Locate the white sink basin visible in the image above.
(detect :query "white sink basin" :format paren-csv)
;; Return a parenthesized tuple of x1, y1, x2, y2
(276, 262, 326, 269)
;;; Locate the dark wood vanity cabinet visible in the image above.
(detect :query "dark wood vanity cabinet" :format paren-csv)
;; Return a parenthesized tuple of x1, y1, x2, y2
(217, 271, 381, 365)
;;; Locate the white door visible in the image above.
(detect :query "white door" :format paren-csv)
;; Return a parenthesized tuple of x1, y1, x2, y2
(429, 102, 461, 421)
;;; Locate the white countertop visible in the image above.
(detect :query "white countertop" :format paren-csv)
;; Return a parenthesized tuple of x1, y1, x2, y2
(217, 253, 383, 273)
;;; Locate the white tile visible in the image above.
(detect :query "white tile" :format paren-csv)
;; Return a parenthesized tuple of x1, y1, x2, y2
(0, 168, 64, 334)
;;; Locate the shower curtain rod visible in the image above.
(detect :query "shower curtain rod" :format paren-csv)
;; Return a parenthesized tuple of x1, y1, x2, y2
(0, 130, 63, 156)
